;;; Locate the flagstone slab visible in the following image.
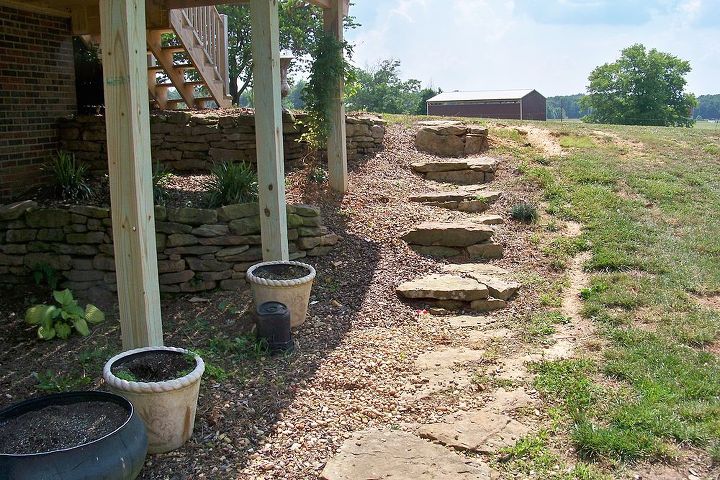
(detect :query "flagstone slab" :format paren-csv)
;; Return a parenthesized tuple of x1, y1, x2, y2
(321, 429, 493, 480)
(402, 221, 494, 247)
(397, 274, 489, 301)
(417, 409, 531, 454)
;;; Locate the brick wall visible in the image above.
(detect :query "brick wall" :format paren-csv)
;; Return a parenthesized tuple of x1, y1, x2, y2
(0, 6, 76, 202)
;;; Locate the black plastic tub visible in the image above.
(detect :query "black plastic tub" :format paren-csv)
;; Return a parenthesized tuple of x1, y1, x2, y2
(256, 301, 294, 354)
(0, 391, 147, 480)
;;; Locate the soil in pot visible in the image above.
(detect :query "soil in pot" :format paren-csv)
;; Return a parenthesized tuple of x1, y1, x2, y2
(253, 264, 310, 281)
(0, 401, 127, 454)
(111, 350, 195, 383)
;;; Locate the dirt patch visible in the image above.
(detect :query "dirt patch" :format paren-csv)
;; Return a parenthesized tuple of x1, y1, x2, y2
(0, 400, 127, 454)
(590, 130, 645, 156)
(695, 293, 720, 311)
(520, 125, 564, 157)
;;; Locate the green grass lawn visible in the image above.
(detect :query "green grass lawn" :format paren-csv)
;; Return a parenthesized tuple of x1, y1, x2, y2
(519, 120, 720, 468)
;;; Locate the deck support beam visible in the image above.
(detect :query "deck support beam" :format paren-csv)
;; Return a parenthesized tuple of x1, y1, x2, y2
(323, 0, 348, 193)
(250, 0, 288, 261)
(100, 0, 163, 349)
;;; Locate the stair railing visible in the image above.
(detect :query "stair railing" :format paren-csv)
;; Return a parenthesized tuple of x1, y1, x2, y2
(178, 6, 229, 97)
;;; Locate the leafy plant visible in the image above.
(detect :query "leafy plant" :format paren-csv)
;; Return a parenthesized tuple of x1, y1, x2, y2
(32, 263, 59, 290)
(205, 161, 258, 208)
(34, 370, 92, 392)
(153, 163, 173, 206)
(300, 32, 351, 149)
(308, 166, 328, 183)
(45, 150, 92, 201)
(510, 202, 539, 223)
(25, 289, 105, 340)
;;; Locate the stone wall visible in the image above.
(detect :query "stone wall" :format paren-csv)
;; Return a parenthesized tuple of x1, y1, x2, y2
(0, 200, 339, 303)
(58, 111, 386, 174)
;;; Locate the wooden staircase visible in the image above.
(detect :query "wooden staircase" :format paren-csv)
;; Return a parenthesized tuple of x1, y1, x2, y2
(146, 6, 231, 109)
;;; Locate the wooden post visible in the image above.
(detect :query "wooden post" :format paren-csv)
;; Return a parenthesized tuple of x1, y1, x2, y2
(250, 0, 289, 261)
(323, 0, 348, 193)
(100, 0, 163, 348)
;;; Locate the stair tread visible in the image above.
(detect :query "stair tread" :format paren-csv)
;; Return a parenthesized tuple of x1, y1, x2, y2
(148, 63, 195, 71)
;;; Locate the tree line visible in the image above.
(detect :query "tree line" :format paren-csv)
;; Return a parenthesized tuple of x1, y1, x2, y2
(548, 93, 720, 121)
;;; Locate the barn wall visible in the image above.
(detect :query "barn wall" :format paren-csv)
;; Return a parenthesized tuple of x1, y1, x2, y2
(0, 6, 76, 202)
(521, 91, 547, 121)
(427, 102, 522, 120)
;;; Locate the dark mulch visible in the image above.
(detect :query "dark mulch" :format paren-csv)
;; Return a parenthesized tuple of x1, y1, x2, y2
(0, 400, 127, 454)
(252, 264, 311, 281)
(112, 350, 195, 383)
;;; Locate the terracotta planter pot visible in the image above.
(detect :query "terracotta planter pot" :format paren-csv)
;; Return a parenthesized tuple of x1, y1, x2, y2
(103, 346, 204, 454)
(0, 391, 147, 480)
(246, 260, 316, 327)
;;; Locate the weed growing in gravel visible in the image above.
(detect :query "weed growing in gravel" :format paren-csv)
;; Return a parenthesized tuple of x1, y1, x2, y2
(525, 312, 571, 343)
(510, 202, 539, 223)
(34, 370, 92, 392)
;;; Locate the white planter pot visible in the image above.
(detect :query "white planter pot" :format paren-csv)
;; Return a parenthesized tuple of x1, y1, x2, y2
(103, 346, 205, 454)
(246, 260, 316, 327)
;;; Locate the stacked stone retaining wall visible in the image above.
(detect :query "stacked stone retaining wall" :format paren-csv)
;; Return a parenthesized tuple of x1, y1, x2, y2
(0, 200, 339, 303)
(58, 111, 386, 173)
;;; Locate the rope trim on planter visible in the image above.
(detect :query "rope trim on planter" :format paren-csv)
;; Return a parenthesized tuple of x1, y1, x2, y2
(103, 346, 205, 394)
(245, 260, 316, 288)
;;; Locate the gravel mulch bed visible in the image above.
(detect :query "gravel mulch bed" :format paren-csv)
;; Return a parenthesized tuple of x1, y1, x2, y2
(0, 122, 565, 479)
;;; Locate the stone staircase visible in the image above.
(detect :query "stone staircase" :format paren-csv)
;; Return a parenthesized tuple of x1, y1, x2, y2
(146, 7, 232, 109)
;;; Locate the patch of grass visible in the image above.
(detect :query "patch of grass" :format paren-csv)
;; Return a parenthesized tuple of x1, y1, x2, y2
(542, 235, 589, 270)
(525, 311, 571, 342)
(497, 430, 611, 479)
(559, 134, 596, 149)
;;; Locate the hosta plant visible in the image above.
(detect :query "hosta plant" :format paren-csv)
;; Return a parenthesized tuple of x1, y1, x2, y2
(25, 289, 105, 340)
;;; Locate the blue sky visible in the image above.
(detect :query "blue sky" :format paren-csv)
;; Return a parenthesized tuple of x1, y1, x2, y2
(344, 0, 720, 96)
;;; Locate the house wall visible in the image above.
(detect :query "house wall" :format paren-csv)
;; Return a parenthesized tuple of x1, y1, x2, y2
(427, 101, 522, 120)
(0, 6, 76, 202)
(521, 91, 547, 121)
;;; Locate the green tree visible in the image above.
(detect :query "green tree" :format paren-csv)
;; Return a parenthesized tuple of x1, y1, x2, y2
(346, 59, 427, 114)
(580, 44, 697, 127)
(546, 94, 589, 120)
(218, 1, 358, 105)
(415, 87, 441, 115)
(695, 94, 720, 120)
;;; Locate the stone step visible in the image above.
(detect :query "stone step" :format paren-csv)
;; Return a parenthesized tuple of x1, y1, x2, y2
(414, 122, 489, 157)
(410, 188, 502, 213)
(416, 408, 531, 454)
(321, 429, 492, 479)
(411, 157, 499, 185)
(396, 269, 520, 312)
(402, 221, 494, 247)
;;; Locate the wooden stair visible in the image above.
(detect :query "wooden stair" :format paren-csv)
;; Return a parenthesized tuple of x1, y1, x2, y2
(146, 6, 231, 110)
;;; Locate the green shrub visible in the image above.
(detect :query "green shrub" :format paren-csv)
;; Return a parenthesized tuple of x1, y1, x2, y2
(510, 201, 539, 223)
(25, 289, 105, 340)
(32, 263, 59, 290)
(205, 161, 258, 208)
(46, 150, 92, 201)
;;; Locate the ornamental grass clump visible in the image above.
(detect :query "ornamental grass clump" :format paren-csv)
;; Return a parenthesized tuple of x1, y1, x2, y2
(510, 202, 539, 223)
(46, 150, 92, 201)
(205, 161, 258, 208)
